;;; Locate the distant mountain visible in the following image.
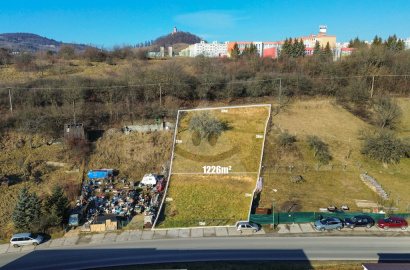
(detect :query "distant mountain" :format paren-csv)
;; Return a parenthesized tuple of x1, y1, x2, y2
(153, 31, 204, 51)
(0, 33, 88, 53)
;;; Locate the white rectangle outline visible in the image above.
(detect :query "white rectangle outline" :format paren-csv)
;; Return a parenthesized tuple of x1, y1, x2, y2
(152, 104, 271, 229)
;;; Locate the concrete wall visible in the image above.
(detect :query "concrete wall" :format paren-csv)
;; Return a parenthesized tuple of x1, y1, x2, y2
(124, 122, 175, 134)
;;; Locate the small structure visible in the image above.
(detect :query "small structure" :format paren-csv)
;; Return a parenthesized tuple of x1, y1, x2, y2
(64, 123, 85, 141)
(1, 177, 10, 188)
(90, 215, 118, 232)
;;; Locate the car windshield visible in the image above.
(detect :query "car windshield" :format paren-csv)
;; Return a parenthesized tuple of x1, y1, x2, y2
(351, 217, 357, 222)
(383, 218, 391, 223)
(29, 233, 38, 238)
(320, 220, 327, 225)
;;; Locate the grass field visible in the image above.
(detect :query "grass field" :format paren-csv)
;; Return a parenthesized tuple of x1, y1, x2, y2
(259, 99, 410, 213)
(157, 105, 271, 228)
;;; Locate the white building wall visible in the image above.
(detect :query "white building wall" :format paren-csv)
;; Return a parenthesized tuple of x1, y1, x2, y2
(405, 37, 410, 50)
(187, 41, 228, 58)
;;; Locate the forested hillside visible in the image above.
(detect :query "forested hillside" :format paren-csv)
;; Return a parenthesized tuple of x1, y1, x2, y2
(0, 33, 87, 53)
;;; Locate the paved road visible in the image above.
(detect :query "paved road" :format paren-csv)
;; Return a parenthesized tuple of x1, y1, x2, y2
(1, 236, 410, 269)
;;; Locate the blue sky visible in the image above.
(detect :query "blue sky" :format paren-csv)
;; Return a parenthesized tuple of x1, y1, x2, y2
(1, 0, 409, 49)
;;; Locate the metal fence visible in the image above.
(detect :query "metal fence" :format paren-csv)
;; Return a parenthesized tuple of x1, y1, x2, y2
(250, 212, 410, 225)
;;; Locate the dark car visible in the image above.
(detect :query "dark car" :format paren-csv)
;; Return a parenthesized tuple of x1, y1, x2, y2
(344, 215, 374, 229)
(314, 217, 343, 231)
(377, 216, 408, 230)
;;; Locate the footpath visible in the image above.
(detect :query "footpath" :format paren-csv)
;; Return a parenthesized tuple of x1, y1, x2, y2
(1, 223, 409, 255)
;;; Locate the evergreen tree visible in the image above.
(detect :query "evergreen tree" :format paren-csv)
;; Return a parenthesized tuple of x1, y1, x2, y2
(230, 42, 240, 59)
(348, 37, 366, 48)
(372, 35, 382, 46)
(298, 39, 306, 57)
(248, 42, 257, 55)
(281, 38, 292, 57)
(292, 38, 299, 58)
(313, 40, 321, 56)
(44, 184, 70, 226)
(11, 188, 41, 230)
(324, 42, 332, 59)
(385, 35, 405, 51)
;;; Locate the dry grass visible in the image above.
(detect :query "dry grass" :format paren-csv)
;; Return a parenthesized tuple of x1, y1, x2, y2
(260, 99, 410, 212)
(159, 106, 270, 227)
(159, 174, 255, 227)
(172, 106, 270, 173)
(86, 130, 174, 181)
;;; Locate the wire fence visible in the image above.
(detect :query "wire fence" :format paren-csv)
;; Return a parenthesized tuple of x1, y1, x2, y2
(250, 212, 410, 225)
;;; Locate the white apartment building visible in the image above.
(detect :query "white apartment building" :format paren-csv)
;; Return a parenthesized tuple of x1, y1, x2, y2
(180, 41, 228, 58)
(405, 37, 410, 50)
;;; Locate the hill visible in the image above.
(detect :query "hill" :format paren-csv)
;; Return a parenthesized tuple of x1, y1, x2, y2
(0, 33, 87, 53)
(152, 31, 202, 51)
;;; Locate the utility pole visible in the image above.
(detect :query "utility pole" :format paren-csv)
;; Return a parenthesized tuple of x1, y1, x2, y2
(279, 78, 282, 106)
(8, 87, 13, 115)
(159, 83, 162, 111)
(73, 100, 76, 123)
(370, 75, 375, 98)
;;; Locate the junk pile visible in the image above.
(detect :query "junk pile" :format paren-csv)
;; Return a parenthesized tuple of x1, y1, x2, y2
(68, 170, 166, 231)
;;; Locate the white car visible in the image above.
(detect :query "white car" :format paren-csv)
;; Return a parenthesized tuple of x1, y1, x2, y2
(235, 221, 261, 233)
(10, 233, 43, 247)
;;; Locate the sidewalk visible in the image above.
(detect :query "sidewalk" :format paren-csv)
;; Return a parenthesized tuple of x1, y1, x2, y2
(0, 226, 264, 255)
(1, 223, 409, 255)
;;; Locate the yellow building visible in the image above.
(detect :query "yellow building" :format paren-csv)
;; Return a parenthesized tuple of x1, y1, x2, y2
(300, 25, 337, 48)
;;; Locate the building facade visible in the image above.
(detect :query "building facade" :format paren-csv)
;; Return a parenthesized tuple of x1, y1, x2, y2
(300, 25, 337, 49)
(226, 41, 283, 58)
(179, 41, 228, 58)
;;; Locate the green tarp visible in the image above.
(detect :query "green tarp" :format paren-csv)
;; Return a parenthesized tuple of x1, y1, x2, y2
(250, 212, 404, 225)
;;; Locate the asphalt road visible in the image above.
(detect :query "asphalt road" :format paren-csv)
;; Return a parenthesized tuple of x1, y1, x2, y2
(1, 236, 410, 269)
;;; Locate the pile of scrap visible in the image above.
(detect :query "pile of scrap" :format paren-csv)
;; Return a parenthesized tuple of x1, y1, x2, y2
(360, 174, 388, 200)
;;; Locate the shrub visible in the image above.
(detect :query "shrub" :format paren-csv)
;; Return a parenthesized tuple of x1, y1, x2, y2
(306, 135, 332, 164)
(278, 130, 296, 147)
(361, 129, 408, 164)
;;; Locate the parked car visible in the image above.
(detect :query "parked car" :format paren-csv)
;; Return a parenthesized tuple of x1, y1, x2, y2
(377, 216, 408, 230)
(235, 221, 261, 233)
(344, 215, 375, 229)
(10, 233, 43, 248)
(314, 217, 343, 231)
(156, 178, 166, 192)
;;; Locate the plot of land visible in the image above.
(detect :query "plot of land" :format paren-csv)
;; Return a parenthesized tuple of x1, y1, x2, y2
(157, 105, 271, 228)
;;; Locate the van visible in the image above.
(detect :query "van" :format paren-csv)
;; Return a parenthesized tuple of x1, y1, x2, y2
(10, 233, 43, 247)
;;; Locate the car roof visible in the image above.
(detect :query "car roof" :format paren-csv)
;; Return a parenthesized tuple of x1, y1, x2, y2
(389, 216, 405, 221)
(325, 217, 339, 221)
(12, 233, 31, 238)
(353, 215, 372, 218)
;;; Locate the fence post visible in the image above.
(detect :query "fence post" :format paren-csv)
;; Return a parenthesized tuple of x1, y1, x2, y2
(303, 163, 306, 173)
(275, 164, 278, 173)
(343, 163, 346, 171)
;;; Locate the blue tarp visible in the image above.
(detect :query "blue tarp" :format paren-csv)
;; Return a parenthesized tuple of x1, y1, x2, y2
(88, 169, 113, 179)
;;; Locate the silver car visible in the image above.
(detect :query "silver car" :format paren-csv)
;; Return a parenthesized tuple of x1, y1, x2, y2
(235, 221, 261, 233)
(10, 233, 43, 247)
(314, 217, 343, 231)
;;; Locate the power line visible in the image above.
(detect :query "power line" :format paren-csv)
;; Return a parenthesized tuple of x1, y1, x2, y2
(3, 74, 409, 91)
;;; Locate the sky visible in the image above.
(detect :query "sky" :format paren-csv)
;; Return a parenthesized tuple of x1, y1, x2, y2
(0, 0, 409, 49)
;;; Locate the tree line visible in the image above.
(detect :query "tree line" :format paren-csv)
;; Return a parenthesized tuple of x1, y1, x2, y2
(0, 37, 409, 147)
